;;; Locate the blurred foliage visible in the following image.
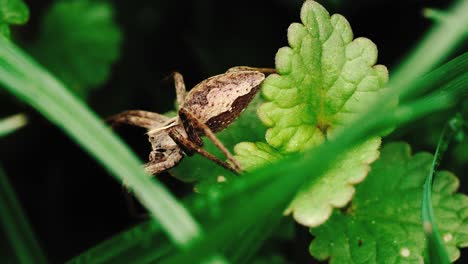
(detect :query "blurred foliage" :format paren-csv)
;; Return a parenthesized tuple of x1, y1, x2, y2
(0, 165, 47, 263)
(0, 113, 26, 137)
(0, 0, 28, 38)
(28, 0, 122, 98)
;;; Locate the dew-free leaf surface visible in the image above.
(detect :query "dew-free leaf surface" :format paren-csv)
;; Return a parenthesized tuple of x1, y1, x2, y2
(30, 0, 122, 97)
(234, 0, 389, 227)
(309, 142, 468, 263)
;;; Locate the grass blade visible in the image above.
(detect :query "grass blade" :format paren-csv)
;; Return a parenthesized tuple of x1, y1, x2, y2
(0, 36, 201, 246)
(0, 113, 27, 137)
(391, 0, 468, 96)
(0, 166, 48, 264)
(422, 114, 464, 263)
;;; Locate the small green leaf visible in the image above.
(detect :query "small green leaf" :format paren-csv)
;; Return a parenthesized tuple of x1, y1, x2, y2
(0, 0, 29, 38)
(30, 0, 122, 98)
(234, 0, 389, 226)
(309, 142, 468, 263)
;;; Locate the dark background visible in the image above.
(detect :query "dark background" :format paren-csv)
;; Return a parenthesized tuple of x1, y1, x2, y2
(0, 0, 466, 263)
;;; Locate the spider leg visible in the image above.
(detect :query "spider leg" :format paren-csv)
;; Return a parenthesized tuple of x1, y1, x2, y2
(226, 66, 276, 75)
(172, 72, 187, 110)
(168, 127, 240, 174)
(178, 108, 243, 173)
(106, 110, 170, 129)
(144, 150, 184, 175)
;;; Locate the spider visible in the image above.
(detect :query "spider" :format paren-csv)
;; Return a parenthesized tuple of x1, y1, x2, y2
(107, 66, 275, 175)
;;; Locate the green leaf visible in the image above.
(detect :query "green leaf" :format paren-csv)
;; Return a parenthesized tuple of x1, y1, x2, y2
(0, 0, 29, 38)
(234, 0, 389, 227)
(30, 0, 122, 98)
(309, 142, 468, 263)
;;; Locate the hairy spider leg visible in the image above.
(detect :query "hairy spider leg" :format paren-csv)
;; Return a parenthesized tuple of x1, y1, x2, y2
(226, 66, 277, 75)
(167, 127, 239, 174)
(173, 72, 186, 109)
(178, 108, 243, 172)
(106, 110, 170, 129)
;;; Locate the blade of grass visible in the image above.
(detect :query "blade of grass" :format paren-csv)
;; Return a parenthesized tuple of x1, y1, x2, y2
(0, 36, 201, 246)
(422, 114, 464, 263)
(422, 8, 448, 23)
(391, 0, 468, 97)
(0, 166, 48, 264)
(402, 51, 468, 101)
(0, 113, 27, 137)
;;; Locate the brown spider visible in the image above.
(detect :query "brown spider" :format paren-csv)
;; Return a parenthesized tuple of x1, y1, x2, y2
(107, 66, 275, 175)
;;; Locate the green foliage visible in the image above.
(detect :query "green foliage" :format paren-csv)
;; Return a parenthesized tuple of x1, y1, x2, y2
(0, 166, 47, 263)
(234, 0, 389, 227)
(0, 0, 28, 38)
(29, 0, 122, 97)
(309, 142, 468, 263)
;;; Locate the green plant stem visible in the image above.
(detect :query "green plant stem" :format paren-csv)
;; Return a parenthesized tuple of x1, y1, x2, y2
(0, 113, 27, 137)
(0, 166, 48, 264)
(422, 114, 464, 264)
(0, 36, 201, 246)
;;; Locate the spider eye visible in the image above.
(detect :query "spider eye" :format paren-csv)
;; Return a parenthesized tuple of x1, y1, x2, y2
(156, 148, 166, 152)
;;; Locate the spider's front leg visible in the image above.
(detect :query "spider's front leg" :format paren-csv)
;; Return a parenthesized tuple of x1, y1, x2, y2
(106, 110, 170, 129)
(144, 149, 184, 175)
(226, 66, 276, 75)
(167, 127, 240, 174)
(178, 108, 243, 173)
(172, 72, 187, 109)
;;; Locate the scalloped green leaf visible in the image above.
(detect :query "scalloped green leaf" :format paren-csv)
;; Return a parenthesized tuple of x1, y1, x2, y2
(30, 0, 122, 98)
(309, 142, 468, 263)
(0, 0, 29, 38)
(234, 0, 389, 227)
